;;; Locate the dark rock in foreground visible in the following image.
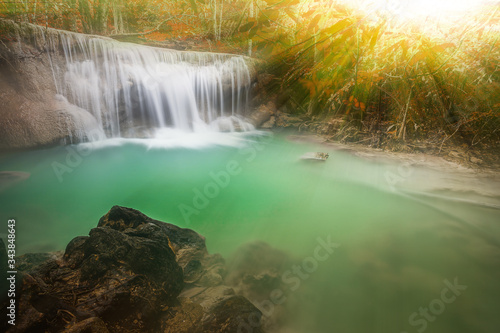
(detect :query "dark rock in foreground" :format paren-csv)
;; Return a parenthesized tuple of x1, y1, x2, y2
(2, 206, 263, 333)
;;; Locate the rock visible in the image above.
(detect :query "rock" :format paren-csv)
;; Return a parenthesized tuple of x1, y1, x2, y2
(63, 236, 89, 269)
(275, 112, 304, 128)
(300, 152, 329, 161)
(10, 274, 64, 333)
(63, 317, 109, 333)
(0, 239, 8, 305)
(261, 116, 276, 129)
(198, 269, 224, 287)
(470, 156, 482, 164)
(327, 118, 346, 130)
(175, 286, 264, 333)
(0, 93, 95, 150)
(257, 73, 274, 87)
(226, 242, 290, 300)
(248, 102, 276, 128)
(0, 238, 7, 273)
(181, 285, 236, 309)
(99, 206, 228, 289)
(161, 298, 205, 333)
(11, 206, 185, 332)
(209, 116, 255, 132)
(98, 205, 207, 254)
(16, 252, 62, 274)
(448, 150, 462, 158)
(9, 206, 266, 333)
(183, 259, 203, 283)
(225, 241, 293, 332)
(250, 74, 275, 106)
(0, 20, 103, 150)
(200, 295, 264, 333)
(178, 248, 226, 287)
(0, 171, 30, 192)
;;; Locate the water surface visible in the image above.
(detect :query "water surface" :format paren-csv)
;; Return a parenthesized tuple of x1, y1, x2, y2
(1, 132, 499, 333)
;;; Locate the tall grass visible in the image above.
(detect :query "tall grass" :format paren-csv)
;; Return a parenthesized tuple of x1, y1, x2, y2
(242, 1, 500, 146)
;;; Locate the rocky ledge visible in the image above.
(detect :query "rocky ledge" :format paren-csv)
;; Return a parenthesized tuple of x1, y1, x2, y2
(0, 206, 265, 333)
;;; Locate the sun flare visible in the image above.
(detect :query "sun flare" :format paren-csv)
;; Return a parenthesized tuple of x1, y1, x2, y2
(344, 0, 490, 23)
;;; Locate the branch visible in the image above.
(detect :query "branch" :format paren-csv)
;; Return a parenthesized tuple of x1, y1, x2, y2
(108, 17, 176, 38)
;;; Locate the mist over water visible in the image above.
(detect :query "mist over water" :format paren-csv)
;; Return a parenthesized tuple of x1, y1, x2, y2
(1, 132, 499, 333)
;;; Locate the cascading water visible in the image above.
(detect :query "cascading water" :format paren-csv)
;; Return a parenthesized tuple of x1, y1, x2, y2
(42, 27, 255, 141)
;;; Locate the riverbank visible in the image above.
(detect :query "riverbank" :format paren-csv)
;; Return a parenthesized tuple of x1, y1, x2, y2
(248, 102, 500, 172)
(285, 132, 500, 200)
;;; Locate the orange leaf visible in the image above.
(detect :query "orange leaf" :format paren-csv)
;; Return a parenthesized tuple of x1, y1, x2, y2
(308, 14, 321, 31)
(431, 43, 456, 53)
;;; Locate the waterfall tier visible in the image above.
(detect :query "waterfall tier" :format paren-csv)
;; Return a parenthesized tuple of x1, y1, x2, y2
(56, 35, 254, 139)
(53, 33, 254, 140)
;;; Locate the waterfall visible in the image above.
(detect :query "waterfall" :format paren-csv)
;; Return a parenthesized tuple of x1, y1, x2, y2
(40, 27, 255, 141)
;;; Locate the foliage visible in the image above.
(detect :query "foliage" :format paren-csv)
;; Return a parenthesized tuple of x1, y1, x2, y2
(234, 0, 500, 146)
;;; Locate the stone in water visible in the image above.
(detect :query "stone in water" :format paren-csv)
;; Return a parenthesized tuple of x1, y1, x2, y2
(300, 152, 329, 161)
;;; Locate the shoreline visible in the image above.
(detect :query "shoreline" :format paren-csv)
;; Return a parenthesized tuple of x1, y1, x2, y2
(285, 132, 500, 200)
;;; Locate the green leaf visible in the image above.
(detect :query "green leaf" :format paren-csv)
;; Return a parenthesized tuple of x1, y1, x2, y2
(257, 41, 268, 51)
(240, 22, 255, 33)
(188, 0, 198, 14)
(261, 9, 280, 21)
(261, 44, 274, 57)
(249, 26, 259, 38)
(322, 18, 351, 36)
(369, 25, 382, 50)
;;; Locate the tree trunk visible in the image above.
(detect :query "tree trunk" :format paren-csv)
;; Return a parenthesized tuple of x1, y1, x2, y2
(248, 0, 254, 56)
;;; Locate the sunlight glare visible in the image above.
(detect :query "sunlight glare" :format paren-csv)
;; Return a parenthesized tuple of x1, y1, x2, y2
(346, 0, 489, 23)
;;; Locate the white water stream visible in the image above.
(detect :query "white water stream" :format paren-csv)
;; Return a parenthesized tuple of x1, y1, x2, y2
(39, 27, 255, 141)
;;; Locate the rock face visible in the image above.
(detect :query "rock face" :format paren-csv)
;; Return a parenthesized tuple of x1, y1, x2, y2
(0, 239, 8, 303)
(247, 102, 275, 128)
(1, 206, 264, 333)
(0, 19, 102, 150)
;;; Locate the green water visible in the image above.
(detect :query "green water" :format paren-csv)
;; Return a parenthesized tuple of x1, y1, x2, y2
(1, 132, 499, 333)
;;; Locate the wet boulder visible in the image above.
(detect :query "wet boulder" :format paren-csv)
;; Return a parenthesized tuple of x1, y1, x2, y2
(9, 207, 184, 332)
(163, 286, 264, 333)
(225, 241, 293, 332)
(247, 102, 276, 128)
(7, 206, 266, 333)
(98, 205, 207, 253)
